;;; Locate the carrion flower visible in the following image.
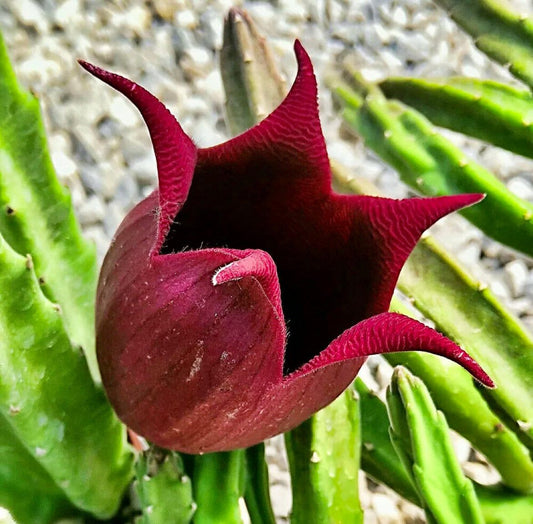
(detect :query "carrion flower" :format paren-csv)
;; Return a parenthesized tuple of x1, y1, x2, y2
(80, 41, 493, 454)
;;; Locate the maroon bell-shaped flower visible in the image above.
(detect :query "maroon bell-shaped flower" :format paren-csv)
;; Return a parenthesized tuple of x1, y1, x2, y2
(81, 42, 493, 454)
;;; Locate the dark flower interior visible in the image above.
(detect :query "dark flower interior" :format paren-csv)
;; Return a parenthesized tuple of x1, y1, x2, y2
(160, 153, 385, 374)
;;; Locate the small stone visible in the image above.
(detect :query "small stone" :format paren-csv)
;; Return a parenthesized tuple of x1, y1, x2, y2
(54, 0, 80, 28)
(489, 272, 512, 300)
(371, 493, 401, 521)
(504, 259, 529, 297)
(103, 202, 126, 238)
(152, 0, 181, 21)
(450, 431, 471, 464)
(199, 10, 222, 50)
(77, 195, 106, 226)
(119, 5, 152, 37)
(114, 173, 139, 210)
(130, 155, 157, 186)
(270, 483, 291, 519)
(508, 177, 533, 202)
(79, 166, 103, 195)
(12, 0, 48, 32)
(51, 151, 78, 181)
(84, 225, 111, 262)
(109, 96, 140, 128)
(181, 46, 214, 76)
(175, 9, 197, 30)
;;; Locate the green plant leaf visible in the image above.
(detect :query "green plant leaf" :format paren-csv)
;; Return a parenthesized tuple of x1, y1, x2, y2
(380, 77, 533, 159)
(433, 0, 533, 90)
(387, 367, 484, 524)
(285, 386, 364, 524)
(0, 232, 133, 519)
(0, 31, 98, 378)
(134, 447, 195, 524)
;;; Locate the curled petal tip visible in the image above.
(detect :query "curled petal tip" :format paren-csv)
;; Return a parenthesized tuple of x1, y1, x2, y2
(212, 250, 277, 288)
(212, 250, 283, 318)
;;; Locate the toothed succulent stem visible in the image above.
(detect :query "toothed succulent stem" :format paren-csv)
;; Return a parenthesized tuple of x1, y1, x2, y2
(220, 7, 286, 136)
(0, 232, 133, 519)
(380, 77, 533, 159)
(0, 34, 133, 521)
(0, 34, 98, 379)
(192, 451, 245, 524)
(285, 386, 363, 524)
(387, 367, 485, 524)
(433, 0, 533, 90)
(134, 447, 196, 524)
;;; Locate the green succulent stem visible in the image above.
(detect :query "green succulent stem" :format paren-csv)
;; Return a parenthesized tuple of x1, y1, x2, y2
(387, 367, 485, 524)
(192, 450, 245, 524)
(220, 7, 286, 136)
(0, 32, 98, 378)
(0, 232, 133, 520)
(285, 386, 363, 524)
(354, 378, 420, 504)
(336, 76, 533, 258)
(433, 0, 533, 90)
(243, 444, 276, 524)
(380, 77, 533, 159)
(134, 447, 195, 524)
(357, 375, 533, 523)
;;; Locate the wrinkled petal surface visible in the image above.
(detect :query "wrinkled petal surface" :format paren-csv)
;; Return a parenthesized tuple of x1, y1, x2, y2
(84, 42, 492, 453)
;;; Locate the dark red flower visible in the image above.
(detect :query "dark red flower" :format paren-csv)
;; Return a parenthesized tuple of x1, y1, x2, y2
(81, 41, 492, 454)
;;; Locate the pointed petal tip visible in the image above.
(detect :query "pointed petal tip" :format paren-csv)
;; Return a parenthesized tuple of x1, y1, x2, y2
(460, 192, 485, 207)
(293, 39, 312, 70)
(294, 313, 495, 388)
(77, 59, 112, 82)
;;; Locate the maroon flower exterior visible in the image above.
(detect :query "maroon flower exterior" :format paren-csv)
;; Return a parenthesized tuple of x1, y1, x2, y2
(81, 42, 493, 454)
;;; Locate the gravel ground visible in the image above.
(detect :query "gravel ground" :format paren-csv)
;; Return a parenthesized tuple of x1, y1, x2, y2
(1, 0, 533, 523)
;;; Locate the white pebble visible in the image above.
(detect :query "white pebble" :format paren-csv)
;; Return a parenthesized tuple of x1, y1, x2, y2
(77, 195, 106, 226)
(508, 177, 533, 202)
(504, 259, 529, 297)
(109, 96, 140, 129)
(52, 151, 78, 180)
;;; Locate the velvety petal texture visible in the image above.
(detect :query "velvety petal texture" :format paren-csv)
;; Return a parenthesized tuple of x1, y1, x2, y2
(82, 41, 493, 453)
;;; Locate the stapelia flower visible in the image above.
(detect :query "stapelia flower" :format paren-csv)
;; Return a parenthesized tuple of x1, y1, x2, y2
(80, 41, 493, 454)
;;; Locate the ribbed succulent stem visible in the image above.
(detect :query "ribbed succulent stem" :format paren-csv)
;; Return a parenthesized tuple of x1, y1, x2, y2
(380, 77, 533, 159)
(354, 378, 420, 504)
(0, 34, 133, 521)
(0, 33, 98, 378)
(134, 447, 195, 524)
(387, 367, 485, 524)
(285, 386, 363, 524)
(0, 232, 133, 519)
(433, 0, 533, 89)
(192, 450, 245, 524)
(243, 444, 276, 524)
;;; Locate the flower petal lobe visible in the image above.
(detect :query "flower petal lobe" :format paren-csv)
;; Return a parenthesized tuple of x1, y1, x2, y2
(78, 60, 197, 252)
(293, 312, 494, 387)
